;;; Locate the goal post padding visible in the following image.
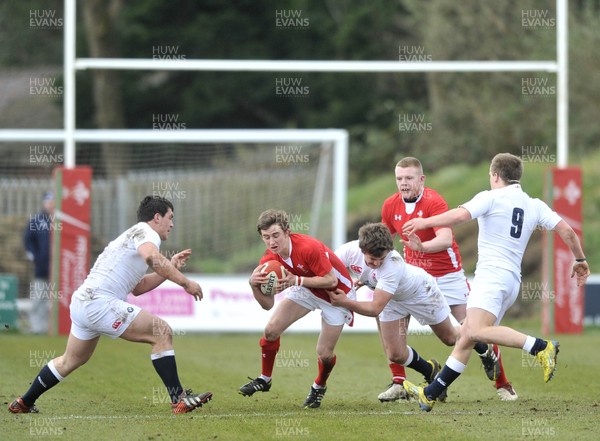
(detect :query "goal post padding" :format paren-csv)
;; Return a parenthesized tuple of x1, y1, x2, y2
(51, 166, 92, 336)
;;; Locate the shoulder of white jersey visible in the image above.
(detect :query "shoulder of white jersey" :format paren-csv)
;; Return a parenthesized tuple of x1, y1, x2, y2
(387, 248, 403, 259)
(379, 249, 403, 270)
(336, 241, 362, 263)
(335, 239, 359, 254)
(129, 221, 161, 248)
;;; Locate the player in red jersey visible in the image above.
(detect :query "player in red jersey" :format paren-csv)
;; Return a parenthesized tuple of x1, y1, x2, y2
(377, 157, 517, 402)
(239, 209, 355, 408)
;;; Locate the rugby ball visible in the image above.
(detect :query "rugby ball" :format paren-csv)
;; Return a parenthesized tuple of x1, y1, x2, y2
(259, 260, 286, 296)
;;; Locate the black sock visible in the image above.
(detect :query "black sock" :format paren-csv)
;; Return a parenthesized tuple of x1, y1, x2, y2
(529, 338, 548, 356)
(424, 365, 461, 400)
(406, 347, 434, 382)
(22, 364, 62, 407)
(152, 354, 183, 403)
(473, 342, 488, 355)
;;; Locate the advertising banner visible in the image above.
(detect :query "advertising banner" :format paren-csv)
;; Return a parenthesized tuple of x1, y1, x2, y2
(127, 276, 434, 334)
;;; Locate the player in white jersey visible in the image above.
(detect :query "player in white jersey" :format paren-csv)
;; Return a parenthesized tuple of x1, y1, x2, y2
(400, 153, 590, 411)
(330, 223, 458, 390)
(9, 196, 212, 415)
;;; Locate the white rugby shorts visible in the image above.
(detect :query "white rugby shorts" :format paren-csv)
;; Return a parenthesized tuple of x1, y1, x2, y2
(379, 275, 450, 326)
(286, 286, 355, 326)
(467, 267, 520, 325)
(70, 295, 142, 340)
(435, 269, 470, 306)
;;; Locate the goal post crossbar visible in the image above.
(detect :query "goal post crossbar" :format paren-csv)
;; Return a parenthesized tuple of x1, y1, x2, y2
(0, 128, 346, 143)
(73, 59, 559, 73)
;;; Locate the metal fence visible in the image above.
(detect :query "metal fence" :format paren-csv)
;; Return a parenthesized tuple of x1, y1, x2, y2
(1, 162, 333, 299)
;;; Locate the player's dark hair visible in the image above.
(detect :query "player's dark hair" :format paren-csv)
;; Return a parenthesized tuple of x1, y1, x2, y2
(257, 209, 290, 234)
(358, 223, 394, 258)
(137, 195, 174, 222)
(491, 153, 523, 184)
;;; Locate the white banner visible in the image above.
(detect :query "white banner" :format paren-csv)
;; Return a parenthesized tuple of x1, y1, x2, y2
(127, 274, 433, 334)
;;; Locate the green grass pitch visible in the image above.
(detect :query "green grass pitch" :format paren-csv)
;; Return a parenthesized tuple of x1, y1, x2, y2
(2, 323, 599, 441)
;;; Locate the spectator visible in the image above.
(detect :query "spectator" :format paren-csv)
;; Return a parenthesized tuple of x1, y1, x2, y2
(24, 191, 54, 334)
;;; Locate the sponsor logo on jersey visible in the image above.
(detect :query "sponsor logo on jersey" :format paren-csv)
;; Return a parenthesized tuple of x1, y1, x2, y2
(350, 264, 362, 274)
(112, 320, 123, 330)
(394, 215, 402, 221)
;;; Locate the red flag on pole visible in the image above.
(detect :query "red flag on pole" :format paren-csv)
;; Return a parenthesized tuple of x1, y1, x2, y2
(50, 167, 92, 335)
(552, 167, 583, 334)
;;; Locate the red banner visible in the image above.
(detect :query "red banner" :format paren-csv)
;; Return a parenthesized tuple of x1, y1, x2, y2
(51, 167, 92, 335)
(552, 167, 583, 334)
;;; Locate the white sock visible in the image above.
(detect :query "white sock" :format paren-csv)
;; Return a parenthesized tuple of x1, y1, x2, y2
(150, 349, 176, 360)
(522, 335, 536, 353)
(47, 360, 65, 382)
(445, 356, 467, 374)
(403, 346, 414, 366)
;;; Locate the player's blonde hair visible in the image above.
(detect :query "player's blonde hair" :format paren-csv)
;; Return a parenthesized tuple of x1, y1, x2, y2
(257, 209, 290, 234)
(396, 157, 423, 174)
(491, 153, 523, 184)
(358, 223, 394, 258)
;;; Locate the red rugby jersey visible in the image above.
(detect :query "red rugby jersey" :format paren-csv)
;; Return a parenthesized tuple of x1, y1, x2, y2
(259, 233, 353, 303)
(381, 187, 463, 277)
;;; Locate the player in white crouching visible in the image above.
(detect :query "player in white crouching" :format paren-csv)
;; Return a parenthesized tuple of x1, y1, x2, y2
(401, 153, 590, 412)
(330, 222, 458, 393)
(9, 196, 212, 415)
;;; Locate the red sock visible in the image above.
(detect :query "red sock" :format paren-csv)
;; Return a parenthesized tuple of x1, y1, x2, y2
(315, 355, 337, 387)
(494, 345, 509, 387)
(390, 362, 406, 384)
(259, 336, 280, 377)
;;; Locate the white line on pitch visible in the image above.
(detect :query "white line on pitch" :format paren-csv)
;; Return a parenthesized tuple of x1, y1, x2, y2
(40, 409, 483, 421)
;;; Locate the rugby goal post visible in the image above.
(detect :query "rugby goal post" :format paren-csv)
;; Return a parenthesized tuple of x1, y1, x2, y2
(0, 0, 577, 334)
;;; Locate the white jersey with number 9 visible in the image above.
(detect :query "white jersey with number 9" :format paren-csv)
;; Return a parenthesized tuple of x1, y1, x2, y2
(460, 184, 561, 278)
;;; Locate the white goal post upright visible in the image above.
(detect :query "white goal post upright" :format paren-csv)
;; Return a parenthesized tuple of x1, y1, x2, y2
(63, 0, 76, 169)
(556, 0, 568, 168)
